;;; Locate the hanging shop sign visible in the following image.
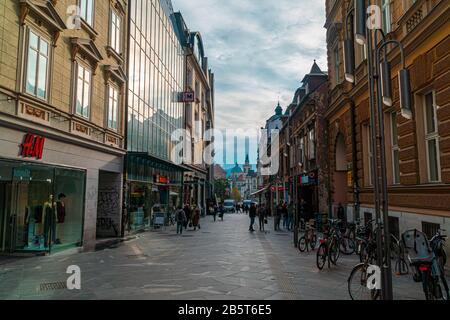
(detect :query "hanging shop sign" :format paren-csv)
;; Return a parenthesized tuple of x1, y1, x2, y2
(20, 133, 45, 160)
(182, 92, 195, 103)
(299, 171, 317, 185)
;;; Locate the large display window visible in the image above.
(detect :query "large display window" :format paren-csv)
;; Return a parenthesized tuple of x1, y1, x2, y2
(0, 160, 85, 254)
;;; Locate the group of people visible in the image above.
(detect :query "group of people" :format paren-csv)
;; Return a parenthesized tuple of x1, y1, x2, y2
(273, 201, 295, 231)
(248, 203, 269, 232)
(174, 204, 202, 235)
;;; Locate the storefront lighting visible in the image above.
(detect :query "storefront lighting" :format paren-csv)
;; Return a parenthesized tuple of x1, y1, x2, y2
(380, 61, 393, 106)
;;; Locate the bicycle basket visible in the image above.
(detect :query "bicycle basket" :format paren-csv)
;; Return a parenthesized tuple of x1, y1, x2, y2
(402, 229, 434, 264)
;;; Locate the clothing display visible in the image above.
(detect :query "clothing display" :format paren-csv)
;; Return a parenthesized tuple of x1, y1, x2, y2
(56, 201, 66, 223)
(43, 201, 56, 247)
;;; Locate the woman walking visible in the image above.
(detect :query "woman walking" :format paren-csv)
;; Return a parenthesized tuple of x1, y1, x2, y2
(193, 206, 201, 231)
(258, 204, 266, 232)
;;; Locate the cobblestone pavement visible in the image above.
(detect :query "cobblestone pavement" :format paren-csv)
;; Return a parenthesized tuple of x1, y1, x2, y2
(0, 214, 445, 300)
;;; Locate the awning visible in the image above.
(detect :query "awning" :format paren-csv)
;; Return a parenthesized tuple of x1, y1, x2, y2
(250, 187, 268, 197)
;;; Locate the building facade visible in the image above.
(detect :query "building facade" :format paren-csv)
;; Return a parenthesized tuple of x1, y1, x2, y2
(0, 0, 128, 254)
(124, 0, 187, 233)
(278, 62, 329, 220)
(325, 0, 450, 248)
(173, 12, 215, 213)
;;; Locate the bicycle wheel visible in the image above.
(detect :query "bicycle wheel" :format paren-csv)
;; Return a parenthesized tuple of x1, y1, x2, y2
(329, 238, 340, 265)
(348, 263, 381, 300)
(340, 237, 355, 255)
(298, 237, 307, 253)
(316, 243, 327, 270)
(438, 274, 450, 300)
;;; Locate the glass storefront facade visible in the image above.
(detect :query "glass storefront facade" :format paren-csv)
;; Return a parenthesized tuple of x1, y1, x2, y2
(0, 160, 85, 254)
(126, 154, 183, 231)
(126, 0, 186, 233)
(127, 0, 185, 160)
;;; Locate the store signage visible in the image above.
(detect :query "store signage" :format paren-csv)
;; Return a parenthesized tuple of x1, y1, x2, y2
(155, 175, 169, 184)
(20, 134, 45, 160)
(182, 92, 195, 103)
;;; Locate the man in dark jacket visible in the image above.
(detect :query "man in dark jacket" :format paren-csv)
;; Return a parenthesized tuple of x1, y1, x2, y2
(249, 203, 257, 232)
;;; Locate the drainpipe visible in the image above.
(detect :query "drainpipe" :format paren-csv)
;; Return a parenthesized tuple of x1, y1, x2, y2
(350, 100, 360, 221)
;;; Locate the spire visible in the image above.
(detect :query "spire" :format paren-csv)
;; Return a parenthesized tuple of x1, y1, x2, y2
(245, 154, 250, 164)
(275, 102, 283, 116)
(310, 60, 323, 74)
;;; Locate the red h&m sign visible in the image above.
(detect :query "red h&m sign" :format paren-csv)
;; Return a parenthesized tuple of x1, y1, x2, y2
(20, 134, 45, 160)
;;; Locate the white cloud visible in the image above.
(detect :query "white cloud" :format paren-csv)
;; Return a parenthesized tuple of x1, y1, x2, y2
(172, 0, 327, 163)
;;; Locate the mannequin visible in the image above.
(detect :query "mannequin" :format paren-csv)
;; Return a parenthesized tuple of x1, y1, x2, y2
(55, 193, 67, 244)
(43, 194, 57, 248)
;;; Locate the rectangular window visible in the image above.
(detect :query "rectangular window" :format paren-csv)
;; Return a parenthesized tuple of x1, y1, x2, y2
(308, 127, 316, 160)
(110, 10, 122, 53)
(382, 0, 391, 34)
(25, 29, 49, 100)
(424, 92, 440, 182)
(391, 112, 400, 184)
(108, 86, 119, 130)
(75, 64, 91, 119)
(334, 47, 340, 84)
(79, 0, 94, 26)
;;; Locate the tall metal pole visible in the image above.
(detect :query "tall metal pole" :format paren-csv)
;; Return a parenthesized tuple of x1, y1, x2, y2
(365, 27, 385, 294)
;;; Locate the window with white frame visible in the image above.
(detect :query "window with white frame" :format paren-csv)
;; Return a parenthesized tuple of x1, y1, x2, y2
(108, 86, 119, 130)
(424, 92, 441, 182)
(365, 124, 374, 186)
(79, 0, 94, 26)
(334, 46, 340, 85)
(110, 9, 122, 53)
(390, 112, 400, 184)
(308, 127, 316, 160)
(382, 0, 391, 34)
(75, 63, 92, 119)
(25, 29, 50, 100)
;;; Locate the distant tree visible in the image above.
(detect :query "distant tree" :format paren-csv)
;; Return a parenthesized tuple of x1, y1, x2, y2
(214, 179, 230, 202)
(231, 186, 241, 202)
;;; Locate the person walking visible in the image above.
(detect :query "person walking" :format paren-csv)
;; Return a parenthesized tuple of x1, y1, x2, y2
(219, 203, 224, 221)
(175, 206, 186, 235)
(282, 202, 289, 230)
(258, 204, 266, 232)
(274, 202, 282, 231)
(193, 206, 201, 231)
(249, 203, 257, 232)
(212, 204, 218, 222)
(183, 204, 191, 230)
(287, 202, 294, 231)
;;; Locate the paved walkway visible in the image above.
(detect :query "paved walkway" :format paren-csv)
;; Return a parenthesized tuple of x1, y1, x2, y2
(0, 214, 442, 300)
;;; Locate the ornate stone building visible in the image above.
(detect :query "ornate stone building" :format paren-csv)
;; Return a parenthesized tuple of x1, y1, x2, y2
(0, 0, 128, 253)
(325, 0, 450, 243)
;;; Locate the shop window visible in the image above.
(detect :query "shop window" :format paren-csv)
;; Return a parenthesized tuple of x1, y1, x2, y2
(0, 160, 85, 253)
(25, 29, 50, 100)
(334, 46, 341, 85)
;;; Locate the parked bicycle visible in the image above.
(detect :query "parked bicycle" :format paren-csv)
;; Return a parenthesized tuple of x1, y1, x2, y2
(391, 234, 409, 276)
(403, 229, 449, 300)
(430, 229, 447, 271)
(316, 220, 340, 270)
(298, 219, 317, 253)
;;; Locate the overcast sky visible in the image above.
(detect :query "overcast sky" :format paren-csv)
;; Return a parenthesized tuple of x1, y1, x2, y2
(172, 0, 327, 166)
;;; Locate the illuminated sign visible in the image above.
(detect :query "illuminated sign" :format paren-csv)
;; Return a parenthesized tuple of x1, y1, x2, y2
(20, 134, 45, 160)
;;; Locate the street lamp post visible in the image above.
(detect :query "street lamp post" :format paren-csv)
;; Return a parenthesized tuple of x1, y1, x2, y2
(343, 0, 413, 301)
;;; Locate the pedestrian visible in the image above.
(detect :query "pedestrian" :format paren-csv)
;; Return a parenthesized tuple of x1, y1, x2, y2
(249, 203, 257, 232)
(193, 206, 201, 230)
(183, 204, 191, 230)
(219, 203, 224, 221)
(274, 202, 282, 231)
(282, 202, 289, 230)
(258, 204, 266, 232)
(212, 204, 218, 222)
(287, 202, 294, 231)
(175, 206, 186, 235)
(337, 203, 346, 232)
